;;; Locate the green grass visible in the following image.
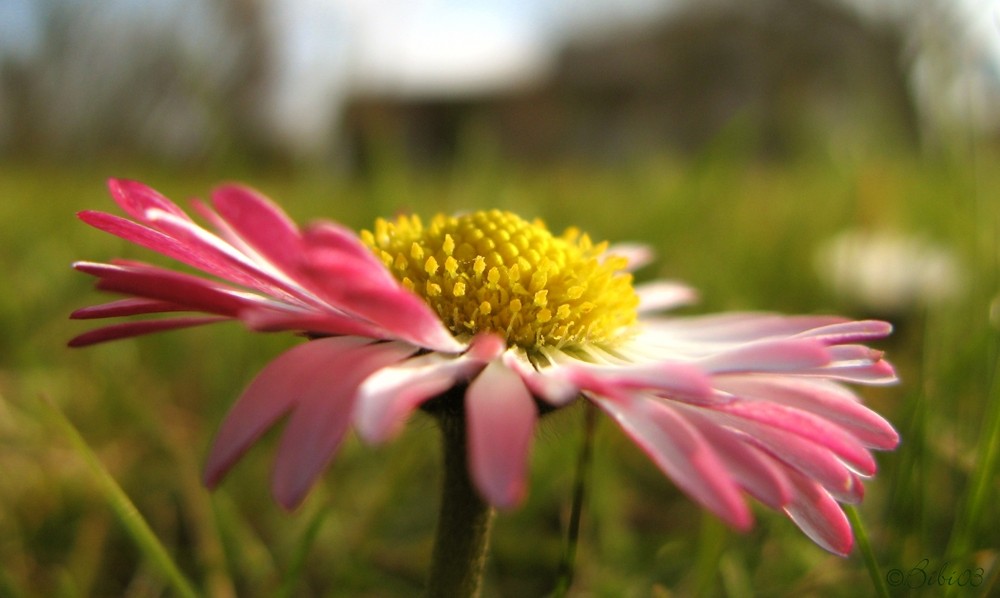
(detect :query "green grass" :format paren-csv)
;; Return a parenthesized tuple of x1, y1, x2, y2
(1, 145, 998, 597)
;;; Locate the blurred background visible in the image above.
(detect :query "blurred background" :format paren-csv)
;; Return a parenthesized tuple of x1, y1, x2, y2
(2, 0, 1000, 167)
(2, 0, 999, 596)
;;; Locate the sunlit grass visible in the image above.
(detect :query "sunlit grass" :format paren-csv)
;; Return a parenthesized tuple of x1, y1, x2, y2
(1, 145, 998, 596)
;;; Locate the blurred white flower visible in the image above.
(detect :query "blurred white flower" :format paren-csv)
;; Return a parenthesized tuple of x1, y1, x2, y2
(815, 230, 966, 314)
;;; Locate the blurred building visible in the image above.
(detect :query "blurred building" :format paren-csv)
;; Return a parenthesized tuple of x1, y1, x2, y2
(343, 0, 919, 167)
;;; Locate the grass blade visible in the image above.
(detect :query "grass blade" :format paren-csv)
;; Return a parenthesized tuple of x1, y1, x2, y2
(42, 395, 200, 598)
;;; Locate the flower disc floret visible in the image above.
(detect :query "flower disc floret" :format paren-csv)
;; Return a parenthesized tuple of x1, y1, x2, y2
(361, 210, 639, 351)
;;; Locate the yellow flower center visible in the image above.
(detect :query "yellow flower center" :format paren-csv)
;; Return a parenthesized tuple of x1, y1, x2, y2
(361, 210, 639, 351)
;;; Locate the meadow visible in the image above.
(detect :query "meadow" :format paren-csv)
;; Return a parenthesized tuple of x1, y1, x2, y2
(1, 140, 998, 596)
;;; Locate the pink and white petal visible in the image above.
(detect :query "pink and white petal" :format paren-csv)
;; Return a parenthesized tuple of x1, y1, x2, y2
(591, 393, 752, 530)
(707, 399, 877, 476)
(647, 314, 851, 345)
(782, 468, 855, 555)
(465, 360, 537, 509)
(673, 403, 793, 509)
(635, 281, 700, 313)
(563, 359, 713, 401)
(720, 415, 859, 502)
(302, 255, 463, 353)
(210, 184, 305, 274)
(355, 336, 500, 443)
(203, 336, 376, 488)
(68, 316, 229, 347)
(714, 376, 899, 450)
(239, 307, 389, 338)
(77, 211, 279, 294)
(142, 207, 306, 297)
(107, 178, 191, 222)
(698, 338, 832, 374)
(796, 320, 893, 345)
(804, 358, 898, 386)
(502, 351, 579, 406)
(270, 340, 417, 509)
(75, 261, 254, 317)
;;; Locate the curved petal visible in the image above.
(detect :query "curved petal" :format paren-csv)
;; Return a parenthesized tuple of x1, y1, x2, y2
(108, 178, 190, 222)
(355, 335, 503, 443)
(562, 359, 713, 401)
(302, 252, 463, 353)
(782, 467, 854, 556)
(270, 340, 417, 509)
(714, 376, 899, 450)
(591, 393, 752, 530)
(698, 338, 832, 374)
(502, 350, 579, 406)
(717, 414, 859, 503)
(707, 399, 877, 476)
(203, 337, 375, 488)
(673, 403, 793, 509)
(210, 184, 304, 273)
(465, 360, 537, 509)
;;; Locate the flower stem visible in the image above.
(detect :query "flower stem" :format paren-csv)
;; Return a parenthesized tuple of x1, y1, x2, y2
(425, 410, 495, 598)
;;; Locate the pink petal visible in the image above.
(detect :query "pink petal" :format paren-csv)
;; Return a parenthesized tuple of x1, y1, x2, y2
(210, 184, 304, 275)
(502, 351, 579, 406)
(355, 335, 501, 443)
(271, 340, 417, 509)
(465, 360, 537, 509)
(143, 207, 310, 302)
(782, 468, 854, 555)
(70, 297, 187, 319)
(107, 178, 190, 222)
(301, 253, 462, 353)
(239, 307, 389, 338)
(203, 336, 377, 489)
(708, 399, 877, 476)
(714, 376, 899, 450)
(649, 313, 848, 343)
(591, 393, 752, 530)
(563, 360, 713, 401)
(77, 211, 279, 295)
(68, 316, 229, 347)
(699, 338, 832, 374)
(75, 261, 252, 316)
(719, 415, 859, 503)
(674, 403, 793, 509)
(303, 221, 400, 286)
(796, 320, 893, 345)
(635, 281, 700, 313)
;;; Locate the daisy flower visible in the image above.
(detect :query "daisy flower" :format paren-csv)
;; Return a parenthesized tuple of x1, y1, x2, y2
(70, 179, 898, 555)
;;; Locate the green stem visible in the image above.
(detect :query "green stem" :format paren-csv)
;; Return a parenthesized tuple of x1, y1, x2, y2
(552, 403, 596, 597)
(424, 411, 495, 598)
(846, 505, 890, 598)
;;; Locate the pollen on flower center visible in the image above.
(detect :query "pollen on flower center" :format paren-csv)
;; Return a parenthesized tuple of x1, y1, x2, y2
(360, 210, 639, 351)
